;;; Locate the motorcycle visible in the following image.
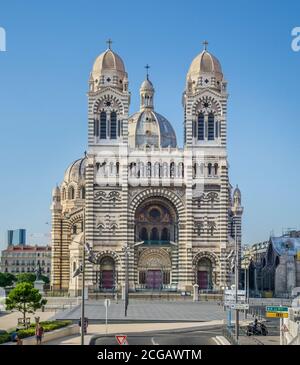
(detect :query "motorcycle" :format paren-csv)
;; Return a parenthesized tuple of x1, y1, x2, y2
(246, 321, 268, 336)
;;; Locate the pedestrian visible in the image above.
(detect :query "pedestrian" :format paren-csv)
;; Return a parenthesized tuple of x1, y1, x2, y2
(78, 317, 89, 335)
(35, 324, 44, 345)
(16, 335, 23, 345)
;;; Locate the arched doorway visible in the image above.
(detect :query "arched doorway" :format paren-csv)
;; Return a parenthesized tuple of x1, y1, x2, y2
(197, 258, 213, 290)
(135, 198, 178, 245)
(137, 249, 172, 290)
(98, 256, 115, 291)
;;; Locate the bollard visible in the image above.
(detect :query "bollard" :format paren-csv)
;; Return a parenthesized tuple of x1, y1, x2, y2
(193, 284, 199, 302)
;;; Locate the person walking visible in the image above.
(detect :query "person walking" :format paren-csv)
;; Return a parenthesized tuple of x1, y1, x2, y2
(35, 324, 44, 345)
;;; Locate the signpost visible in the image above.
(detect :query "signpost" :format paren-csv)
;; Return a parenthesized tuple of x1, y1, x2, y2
(104, 299, 111, 335)
(115, 335, 128, 345)
(265, 306, 289, 345)
(266, 312, 288, 318)
(230, 303, 249, 310)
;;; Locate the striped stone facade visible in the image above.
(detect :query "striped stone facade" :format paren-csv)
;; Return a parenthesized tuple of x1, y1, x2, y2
(50, 45, 243, 295)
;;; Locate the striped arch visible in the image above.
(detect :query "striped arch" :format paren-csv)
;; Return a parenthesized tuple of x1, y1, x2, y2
(95, 250, 120, 266)
(67, 211, 84, 228)
(192, 95, 222, 116)
(129, 188, 185, 223)
(192, 250, 220, 269)
(93, 94, 124, 115)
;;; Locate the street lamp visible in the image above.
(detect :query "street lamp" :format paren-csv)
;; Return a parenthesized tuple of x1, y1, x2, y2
(123, 241, 144, 317)
(234, 220, 239, 342)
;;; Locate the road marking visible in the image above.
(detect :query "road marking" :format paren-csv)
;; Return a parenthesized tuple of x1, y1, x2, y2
(151, 337, 159, 345)
(213, 337, 221, 345)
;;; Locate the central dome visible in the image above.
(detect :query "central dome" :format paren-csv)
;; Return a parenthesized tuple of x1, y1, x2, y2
(128, 110, 177, 148)
(128, 76, 177, 148)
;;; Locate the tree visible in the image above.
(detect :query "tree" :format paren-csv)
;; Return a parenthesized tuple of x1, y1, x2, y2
(0, 273, 17, 288)
(16, 273, 49, 284)
(5, 282, 47, 325)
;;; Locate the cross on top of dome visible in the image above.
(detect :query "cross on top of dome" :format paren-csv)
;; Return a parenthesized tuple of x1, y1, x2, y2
(203, 40, 208, 51)
(145, 64, 150, 80)
(106, 38, 113, 50)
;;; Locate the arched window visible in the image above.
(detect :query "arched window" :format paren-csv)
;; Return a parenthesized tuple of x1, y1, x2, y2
(80, 186, 85, 199)
(214, 163, 218, 176)
(215, 120, 219, 138)
(62, 188, 66, 200)
(193, 163, 197, 178)
(100, 111, 107, 139)
(198, 113, 204, 140)
(139, 227, 148, 241)
(208, 113, 215, 140)
(110, 111, 117, 139)
(170, 162, 175, 178)
(68, 186, 75, 200)
(208, 163, 212, 176)
(116, 162, 120, 175)
(161, 228, 170, 241)
(146, 162, 152, 177)
(150, 227, 159, 241)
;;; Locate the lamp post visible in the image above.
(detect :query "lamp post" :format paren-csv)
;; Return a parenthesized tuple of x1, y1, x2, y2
(80, 236, 85, 346)
(123, 241, 144, 317)
(234, 221, 239, 342)
(123, 244, 130, 317)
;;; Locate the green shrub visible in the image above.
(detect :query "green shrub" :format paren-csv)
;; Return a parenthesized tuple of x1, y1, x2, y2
(0, 332, 11, 344)
(17, 328, 36, 339)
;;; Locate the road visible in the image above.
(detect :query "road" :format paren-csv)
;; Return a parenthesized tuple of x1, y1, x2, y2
(90, 325, 223, 345)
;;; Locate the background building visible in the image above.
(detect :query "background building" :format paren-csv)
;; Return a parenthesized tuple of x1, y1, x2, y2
(51, 42, 243, 295)
(242, 230, 300, 297)
(7, 228, 26, 246)
(0, 244, 51, 277)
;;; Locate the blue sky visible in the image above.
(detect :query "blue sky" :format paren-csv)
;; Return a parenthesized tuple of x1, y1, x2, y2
(0, 0, 300, 249)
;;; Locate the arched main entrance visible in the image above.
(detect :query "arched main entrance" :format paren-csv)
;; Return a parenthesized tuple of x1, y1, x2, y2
(97, 256, 115, 291)
(197, 258, 213, 290)
(137, 249, 172, 290)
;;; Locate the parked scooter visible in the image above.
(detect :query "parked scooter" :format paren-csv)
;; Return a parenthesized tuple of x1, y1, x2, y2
(246, 319, 268, 336)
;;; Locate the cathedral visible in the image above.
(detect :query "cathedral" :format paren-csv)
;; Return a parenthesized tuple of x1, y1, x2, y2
(50, 41, 243, 296)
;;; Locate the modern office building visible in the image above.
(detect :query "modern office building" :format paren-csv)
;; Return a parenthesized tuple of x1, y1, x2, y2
(7, 229, 26, 246)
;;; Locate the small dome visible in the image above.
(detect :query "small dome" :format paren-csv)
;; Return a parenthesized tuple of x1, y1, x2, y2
(52, 186, 60, 197)
(140, 78, 154, 92)
(91, 48, 127, 89)
(64, 156, 87, 184)
(187, 49, 223, 90)
(233, 185, 241, 206)
(128, 110, 177, 148)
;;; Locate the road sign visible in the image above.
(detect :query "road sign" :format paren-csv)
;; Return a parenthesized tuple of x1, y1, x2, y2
(104, 299, 111, 308)
(115, 335, 128, 345)
(266, 312, 288, 318)
(266, 306, 288, 313)
(230, 303, 249, 310)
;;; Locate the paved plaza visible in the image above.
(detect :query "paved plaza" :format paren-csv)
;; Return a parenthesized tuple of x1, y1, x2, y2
(53, 300, 226, 322)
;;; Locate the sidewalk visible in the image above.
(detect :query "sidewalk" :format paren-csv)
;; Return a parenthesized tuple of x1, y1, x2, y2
(0, 310, 55, 331)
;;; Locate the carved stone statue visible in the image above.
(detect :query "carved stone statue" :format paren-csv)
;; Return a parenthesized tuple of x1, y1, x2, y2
(34, 262, 43, 281)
